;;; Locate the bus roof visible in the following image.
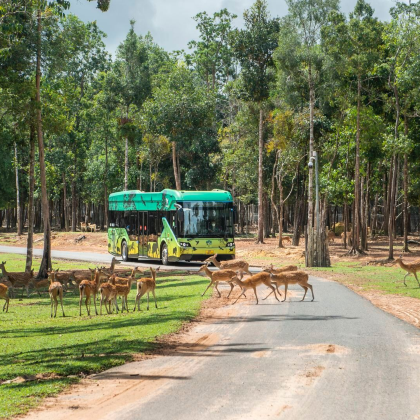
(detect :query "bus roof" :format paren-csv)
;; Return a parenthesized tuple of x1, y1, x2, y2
(108, 189, 233, 211)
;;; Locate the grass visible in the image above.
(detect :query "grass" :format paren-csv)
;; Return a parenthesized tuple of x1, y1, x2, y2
(308, 261, 420, 299)
(0, 253, 209, 419)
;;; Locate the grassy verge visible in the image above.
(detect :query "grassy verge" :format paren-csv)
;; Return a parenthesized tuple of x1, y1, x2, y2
(0, 254, 209, 419)
(308, 261, 420, 299)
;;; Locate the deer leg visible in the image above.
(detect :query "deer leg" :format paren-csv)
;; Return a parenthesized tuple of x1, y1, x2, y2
(227, 282, 235, 298)
(201, 280, 215, 297)
(262, 288, 274, 301)
(93, 292, 98, 315)
(147, 292, 150, 310)
(152, 289, 158, 309)
(253, 286, 258, 305)
(54, 295, 58, 318)
(403, 273, 409, 287)
(59, 289, 65, 317)
(232, 288, 246, 305)
(50, 294, 53, 318)
(300, 285, 308, 301)
(267, 283, 279, 302)
(85, 295, 90, 316)
(414, 272, 420, 288)
(282, 283, 288, 302)
(214, 282, 222, 298)
(79, 290, 83, 316)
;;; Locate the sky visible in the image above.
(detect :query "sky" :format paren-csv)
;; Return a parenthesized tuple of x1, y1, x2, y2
(69, 0, 395, 56)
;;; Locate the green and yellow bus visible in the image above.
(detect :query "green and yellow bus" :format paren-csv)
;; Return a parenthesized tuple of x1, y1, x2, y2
(107, 189, 236, 265)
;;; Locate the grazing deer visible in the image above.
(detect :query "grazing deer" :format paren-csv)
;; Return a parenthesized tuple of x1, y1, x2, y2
(263, 270, 314, 302)
(79, 268, 101, 316)
(134, 267, 159, 311)
(198, 264, 242, 298)
(30, 278, 50, 296)
(230, 272, 280, 305)
(0, 262, 34, 297)
(0, 283, 9, 313)
(394, 255, 420, 287)
(47, 269, 65, 318)
(204, 254, 252, 276)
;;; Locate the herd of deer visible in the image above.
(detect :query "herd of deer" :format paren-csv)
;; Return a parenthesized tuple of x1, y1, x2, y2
(0, 258, 160, 317)
(1, 252, 420, 316)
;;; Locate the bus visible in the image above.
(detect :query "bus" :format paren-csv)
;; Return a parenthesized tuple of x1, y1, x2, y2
(107, 189, 236, 265)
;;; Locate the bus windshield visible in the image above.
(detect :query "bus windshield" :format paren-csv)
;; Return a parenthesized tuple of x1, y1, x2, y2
(179, 201, 234, 238)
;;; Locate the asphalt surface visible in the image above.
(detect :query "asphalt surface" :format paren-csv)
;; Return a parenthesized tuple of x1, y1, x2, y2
(23, 275, 420, 420)
(0, 245, 262, 272)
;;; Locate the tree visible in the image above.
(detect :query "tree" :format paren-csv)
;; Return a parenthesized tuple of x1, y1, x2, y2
(322, 0, 383, 255)
(277, 0, 339, 265)
(230, 0, 279, 244)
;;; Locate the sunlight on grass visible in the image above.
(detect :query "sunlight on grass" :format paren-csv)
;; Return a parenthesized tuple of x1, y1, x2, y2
(0, 254, 209, 419)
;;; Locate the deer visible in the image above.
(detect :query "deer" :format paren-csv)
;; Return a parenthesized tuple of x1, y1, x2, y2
(0, 283, 9, 313)
(134, 267, 159, 311)
(0, 278, 14, 299)
(99, 281, 117, 315)
(79, 268, 101, 316)
(262, 269, 314, 302)
(47, 269, 65, 318)
(328, 231, 336, 243)
(100, 257, 121, 276)
(204, 254, 252, 276)
(282, 236, 291, 244)
(88, 223, 97, 232)
(394, 255, 420, 287)
(198, 264, 242, 298)
(80, 222, 87, 232)
(230, 272, 280, 305)
(0, 262, 34, 297)
(108, 269, 138, 313)
(262, 264, 298, 275)
(29, 278, 50, 296)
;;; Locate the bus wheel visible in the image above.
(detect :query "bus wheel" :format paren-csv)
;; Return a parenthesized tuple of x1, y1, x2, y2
(161, 243, 169, 266)
(121, 241, 128, 262)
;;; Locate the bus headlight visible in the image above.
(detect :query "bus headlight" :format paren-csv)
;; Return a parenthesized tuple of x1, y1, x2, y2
(179, 242, 191, 247)
(226, 242, 235, 247)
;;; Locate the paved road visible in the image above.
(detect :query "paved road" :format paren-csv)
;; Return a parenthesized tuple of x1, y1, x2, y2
(0, 245, 262, 272)
(23, 276, 420, 420)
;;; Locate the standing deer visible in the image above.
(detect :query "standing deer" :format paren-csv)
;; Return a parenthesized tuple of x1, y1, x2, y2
(134, 267, 159, 311)
(204, 254, 252, 276)
(198, 264, 242, 298)
(0, 262, 34, 297)
(394, 255, 420, 287)
(0, 283, 9, 313)
(263, 270, 314, 302)
(47, 269, 65, 318)
(79, 268, 101, 316)
(230, 272, 280, 305)
(99, 281, 117, 315)
(262, 264, 298, 275)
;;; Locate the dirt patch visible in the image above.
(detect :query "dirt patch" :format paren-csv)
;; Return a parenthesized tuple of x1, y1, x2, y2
(275, 343, 349, 355)
(251, 350, 272, 358)
(276, 405, 292, 416)
(301, 366, 325, 386)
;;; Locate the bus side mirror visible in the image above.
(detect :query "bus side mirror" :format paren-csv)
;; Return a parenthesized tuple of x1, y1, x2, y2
(233, 206, 238, 225)
(178, 208, 184, 222)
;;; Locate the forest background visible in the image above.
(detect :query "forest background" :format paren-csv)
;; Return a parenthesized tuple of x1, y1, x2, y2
(1, 0, 420, 276)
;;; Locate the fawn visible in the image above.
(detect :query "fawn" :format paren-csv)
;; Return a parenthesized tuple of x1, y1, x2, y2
(47, 269, 65, 318)
(198, 264, 242, 298)
(134, 267, 159, 311)
(79, 268, 101, 316)
(0, 283, 9, 313)
(230, 272, 280, 305)
(99, 281, 117, 315)
(204, 254, 252, 276)
(394, 255, 420, 287)
(263, 270, 314, 302)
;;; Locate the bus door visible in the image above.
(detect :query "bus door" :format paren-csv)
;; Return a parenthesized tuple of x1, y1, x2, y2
(138, 212, 148, 257)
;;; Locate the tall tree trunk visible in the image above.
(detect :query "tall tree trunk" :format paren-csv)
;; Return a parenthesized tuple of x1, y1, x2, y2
(351, 77, 362, 254)
(172, 141, 181, 190)
(71, 150, 77, 232)
(124, 136, 129, 190)
(257, 106, 264, 244)
(14, 142, 22, 236)
(63, 173, 69, 232)
(306, 67, 315, 266)
(104, 137, 108, 229)
(270, 151, 280, 243)
(403, 116, 409, 252)
(25, 122, 36, 273)
(36, 7, 51, 279)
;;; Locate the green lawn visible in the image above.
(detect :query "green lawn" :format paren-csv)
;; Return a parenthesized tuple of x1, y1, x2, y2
(309, 261, 420, 299)
(0, 253, 209, 419)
